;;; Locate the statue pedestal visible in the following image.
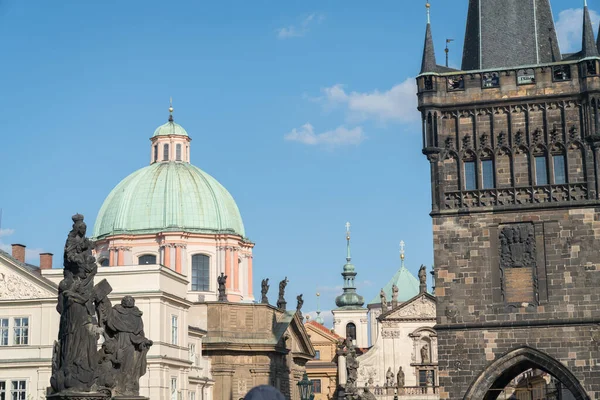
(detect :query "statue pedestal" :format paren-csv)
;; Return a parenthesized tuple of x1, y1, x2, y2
(47, 392, 110, 400)
(277, 300, 287, 311)
(386, 387, 395, 395)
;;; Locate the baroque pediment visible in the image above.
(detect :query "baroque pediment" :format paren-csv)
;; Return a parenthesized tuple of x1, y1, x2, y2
(384, 295, 436, 320)
(0, 263, 55, 300)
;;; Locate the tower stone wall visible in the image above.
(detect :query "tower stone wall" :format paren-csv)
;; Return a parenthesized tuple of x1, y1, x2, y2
(418, 57, 600, 399)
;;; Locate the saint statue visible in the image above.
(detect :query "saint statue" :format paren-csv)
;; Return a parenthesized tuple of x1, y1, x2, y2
(261, 278, 269, 304)
(296, 294, 304, 317)
(217, 272, 227, 302)
(385, 367, 394, 387)
(380, 289, 388, 313)
(421, 344, 430, 363)
(276, 277, 289, 310)
(418, 265, 427, 286)
(346, 343, 359, 395)
(391, 284, 399, 307)
(397, 366, 405, 388)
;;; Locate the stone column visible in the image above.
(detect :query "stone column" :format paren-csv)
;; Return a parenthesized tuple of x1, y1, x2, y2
(164, 244, 171, 269)
(247, 255, 253, 297)
(109, 247, 115, 267)
(175, 245, 182, 274)
(338, 354, 347, 386)
(117, 247, 124, 266)
(225, 247, 232, 289)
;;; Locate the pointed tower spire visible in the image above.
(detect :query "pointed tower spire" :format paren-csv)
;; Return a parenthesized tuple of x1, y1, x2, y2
(420, 2, 438, 74)
(462, 0, 561, 70)
(583, 0, 600, 58)
(335, 222, 365, 309)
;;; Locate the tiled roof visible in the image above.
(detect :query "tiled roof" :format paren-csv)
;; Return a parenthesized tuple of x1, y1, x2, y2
(305, 320, 342, 340)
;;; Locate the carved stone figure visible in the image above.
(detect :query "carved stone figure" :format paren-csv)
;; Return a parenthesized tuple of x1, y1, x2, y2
(380, 289, 388, 313)
(359, 384, 377, 400)
(385, 367, 394, 387)
(421, 344, 430, 363)
(499, 224, 536, 269)
(296, 294, 304, 320)
(51, 214, 103, 394)
(426, 370, 434, 386)
(96, 295, 153, 396)
(49, 215, 153, 399)
(217, 272, 227, 302)
(260, 278, 269, 304)
(397, 367, 405, 388)
(391, 284, 399, 308)
(276, 277, 288, 310)
(346, 342, 359, 395)
(418, 265, 427, 293)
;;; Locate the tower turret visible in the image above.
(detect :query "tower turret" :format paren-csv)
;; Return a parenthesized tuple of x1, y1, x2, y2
(149, 100, 192, 164)
(582, 0, 599, 58)
(334, 222, 365, 308)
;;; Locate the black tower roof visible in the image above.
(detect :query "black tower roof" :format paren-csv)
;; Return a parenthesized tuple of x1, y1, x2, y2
(461, 0, 561, 70)
(421, 23, 437, 74)
(582, 4, 600, 58)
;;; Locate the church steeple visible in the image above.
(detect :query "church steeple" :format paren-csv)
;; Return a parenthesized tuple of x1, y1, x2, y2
(334, 222, 365, 309)
(462, 0, 561, 70)
(582, 0, 600, 58)
(420, 3, 438, 74)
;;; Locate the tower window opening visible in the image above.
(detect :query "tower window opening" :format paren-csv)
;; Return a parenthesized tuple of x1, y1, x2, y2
(176, 144, 182, 161)
(553, 154, 566, 184)
(138, 254, 157, 265)
(517, 69, 536, 85)
(482, 72, 500, 88)
(535, 156, 548, 185)
(447, 75, 464, 91)
(553, 65, 571, 82)
(481, 159, 494, 189)
(163, 144, 169, 161)
(153, 145, 158, 162)
(586, 60, 598, 76)
(100, 258, 109, 267)
(464, 160, 477, 190)
(191, 254, 210, 291)
(346, 323, 356, 341)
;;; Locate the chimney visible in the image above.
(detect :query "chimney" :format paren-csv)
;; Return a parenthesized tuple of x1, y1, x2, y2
(40, 253, 53, 270)
(11, 244, 26, 263)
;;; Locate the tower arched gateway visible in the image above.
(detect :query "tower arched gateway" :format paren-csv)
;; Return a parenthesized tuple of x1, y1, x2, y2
(417, 0, 600, 398)
(92, 105, 254, 302)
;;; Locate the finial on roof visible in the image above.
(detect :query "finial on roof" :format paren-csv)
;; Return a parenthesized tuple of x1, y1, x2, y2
(426, 2, 431, 24)
(345, 222, 351, 262)
(400, 240, 405, 267)
(315, 292, 325, 324)
(168, 97, 174, 122)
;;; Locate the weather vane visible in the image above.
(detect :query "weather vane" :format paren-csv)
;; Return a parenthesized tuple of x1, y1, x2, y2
(445, 39, 454, 67)
(345, 222, 351, 239)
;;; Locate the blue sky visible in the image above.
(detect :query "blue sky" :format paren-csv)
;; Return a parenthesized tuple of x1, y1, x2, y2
(0, 0, 593, 327)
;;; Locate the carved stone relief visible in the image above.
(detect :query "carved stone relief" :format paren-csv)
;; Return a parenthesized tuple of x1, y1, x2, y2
(391, 296, 436, 319)
(499, 224, 537, 305)
(0, 271, 53, 299)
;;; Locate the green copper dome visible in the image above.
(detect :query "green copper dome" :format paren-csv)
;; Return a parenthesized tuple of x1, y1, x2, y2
(93, 162, 245, 238)
(153, 120, 189, 137)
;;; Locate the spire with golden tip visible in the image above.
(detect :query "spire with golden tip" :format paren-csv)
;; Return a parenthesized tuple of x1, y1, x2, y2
(420, 2, 438, 74)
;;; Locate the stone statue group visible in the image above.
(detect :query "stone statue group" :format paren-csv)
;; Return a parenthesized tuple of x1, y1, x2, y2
(385, 366, 405, 388)
(49, 215, 152, 399)
(259, 277, 304, 318)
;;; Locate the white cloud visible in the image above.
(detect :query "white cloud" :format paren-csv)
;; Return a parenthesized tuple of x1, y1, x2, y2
(284, 123, 365, 147)
(318, 78, 419, 124)
(556, 8, 600, 53)
(277, 13, 324, 39)
(0, 228, 15, 237)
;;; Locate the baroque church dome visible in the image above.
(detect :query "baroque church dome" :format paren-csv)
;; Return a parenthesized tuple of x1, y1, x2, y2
(93, 113, 244, 239)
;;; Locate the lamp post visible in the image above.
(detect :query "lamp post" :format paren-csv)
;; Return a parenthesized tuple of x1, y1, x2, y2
(297, 372, 314, 400)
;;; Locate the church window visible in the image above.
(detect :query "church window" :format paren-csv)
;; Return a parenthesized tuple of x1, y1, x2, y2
(423, 76, 434, 91)
(189, 343, 196, 365)
(189, 392, 195, 400)
(153, 145, 158, 162)
(176, 144, 182, 161)
(314, 350, 320, 360)
(346, 323, 356, 341)
(100, 258, 109, 267)
(163, 144, 169, 161)
(419, 370, 427, 387)
(535, 156, 548, 185)
(312, 379, 322, 394)
(553, 65, 571, 82)
(191, 255, 210, 291)
(553, 154, 566, 184)
(586, 60, 598, 76)
(171, 316, 178, 345)
(138, 254, 156, 265)
(481, 159, 494, 189)
(170, 378, 177, 400)
(0, 381, 5, 400)
(10, 381, 26, 400)
(464, 161, 476, 190)
(13, 318, 28, 345)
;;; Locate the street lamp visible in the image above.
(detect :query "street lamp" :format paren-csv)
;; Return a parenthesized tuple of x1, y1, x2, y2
(297, 372, 314, 400)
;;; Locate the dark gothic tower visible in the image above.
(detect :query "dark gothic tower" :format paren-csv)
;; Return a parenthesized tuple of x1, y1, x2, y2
(417, 1, 600, 398)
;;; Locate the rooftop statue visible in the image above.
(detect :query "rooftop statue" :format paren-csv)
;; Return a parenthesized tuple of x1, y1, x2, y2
(296, 294, 304, 319)
(261, 278, 269, 304)
(276, 277, 288, 310)
(217, 272, 228, 302)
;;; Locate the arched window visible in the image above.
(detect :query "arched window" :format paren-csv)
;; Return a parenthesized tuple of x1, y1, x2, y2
(481, 150, 494, 189)
(100, 258, 109, 267)
(138, 254, 157, 265)
(463, 151, 477, 191)
(191, 254, 210, 291)
(534, 147, 548, 185)
(176, 144, 182, 161)
(163, 144, 169, 161)
(346, 323, 356, 341)
(551, 144, 567, 184)
(153, 145, 158, 162)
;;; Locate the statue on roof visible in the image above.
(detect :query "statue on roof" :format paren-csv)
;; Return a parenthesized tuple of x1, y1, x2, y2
(385, 367, 395, 387)
(277, 277, 289, 310)
(217, 272, 227, 302)
(380, 289, 388, 313)
(296, 294, 304, 319)
(261, 278, 269, 304)
(397, 366, 405, 388)
(419, 265, 427, 293)
(391, 284, 399, 308)
(346, 340, 359, 396)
